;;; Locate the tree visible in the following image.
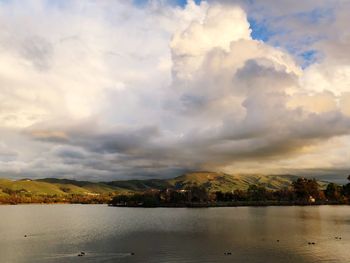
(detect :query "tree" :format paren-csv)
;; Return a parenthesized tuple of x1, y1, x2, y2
(142, 193, 160, 207)
(111, 194, 129, 205)
(247, 185, 268, 201)
(215, 191, 225, 202)
(292, 178, 321, 201)
(325, 183, 342, 201)
(233, 189, 247, 201)
(273, 188, 294, 202)
(186, 185, 209, 203)
(343, 176, 350, 198)
(170, 190, 187, 203)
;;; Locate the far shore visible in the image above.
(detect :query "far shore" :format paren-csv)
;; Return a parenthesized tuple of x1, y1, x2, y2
(1, 201, 349, 207)
(109, 201, 349, 208)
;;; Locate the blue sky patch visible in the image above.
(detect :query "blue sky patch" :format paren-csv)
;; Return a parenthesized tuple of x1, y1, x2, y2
(248, 18, 275, 42)
(300, 50, 319, 68)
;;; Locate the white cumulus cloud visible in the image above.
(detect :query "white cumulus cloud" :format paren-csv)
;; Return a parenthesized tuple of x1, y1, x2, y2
(0, 0, 349, 180)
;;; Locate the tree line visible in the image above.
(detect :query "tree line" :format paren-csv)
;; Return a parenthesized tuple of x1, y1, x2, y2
(0, 192, 113, 205)
(110, 176, 350, 207)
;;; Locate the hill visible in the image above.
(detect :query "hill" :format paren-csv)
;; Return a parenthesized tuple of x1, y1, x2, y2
(167, 172, 301, 192)
(0, 172, 328, 199)
(0, 178, 124, 197)
(106, 172, 328, 192)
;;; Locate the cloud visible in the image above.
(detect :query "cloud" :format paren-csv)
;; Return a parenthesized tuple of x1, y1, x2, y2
(52, 145, 86, 160)
(0, 0, 349, 180)
(170, 3, 250, 79)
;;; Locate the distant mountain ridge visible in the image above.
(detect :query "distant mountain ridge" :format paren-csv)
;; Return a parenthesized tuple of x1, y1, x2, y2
(0, 172, 329, 197)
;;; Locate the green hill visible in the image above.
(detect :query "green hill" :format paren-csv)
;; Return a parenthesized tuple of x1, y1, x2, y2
(106, 172, 328, 192)
(105, 179, 170, 191)
(0, 178, 122, 197)
(0, 172, 328, 198)
(0, 179, 67, 196)
(37, 178, 123, 194)
(167, 172, 300, 192)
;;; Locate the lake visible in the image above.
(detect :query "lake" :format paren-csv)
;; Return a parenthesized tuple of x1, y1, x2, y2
(0, 205, 349, 263)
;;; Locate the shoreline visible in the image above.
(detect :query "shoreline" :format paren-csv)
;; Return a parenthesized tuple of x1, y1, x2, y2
(109, 201, 349, 208)
(0, 203, 348, 207)
(0, 204, 348, 208)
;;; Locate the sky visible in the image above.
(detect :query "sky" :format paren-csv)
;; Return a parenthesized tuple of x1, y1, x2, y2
(0, 0, 350, 181)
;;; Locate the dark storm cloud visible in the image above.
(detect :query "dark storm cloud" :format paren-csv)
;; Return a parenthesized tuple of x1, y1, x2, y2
(53, 145, 86, 159)
(81, 126, 160, 154)
(27, 124, 163, 160)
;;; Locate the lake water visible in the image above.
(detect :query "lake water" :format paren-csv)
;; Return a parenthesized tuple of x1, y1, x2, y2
(0, 205, 349, 263)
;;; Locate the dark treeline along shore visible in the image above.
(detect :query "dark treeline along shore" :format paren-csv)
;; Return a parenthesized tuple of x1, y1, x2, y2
(110, 175, 350, 207)
(1, 172, 350, 206)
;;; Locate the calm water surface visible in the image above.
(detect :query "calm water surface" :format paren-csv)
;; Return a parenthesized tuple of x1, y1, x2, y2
(0, 205, 349, 263)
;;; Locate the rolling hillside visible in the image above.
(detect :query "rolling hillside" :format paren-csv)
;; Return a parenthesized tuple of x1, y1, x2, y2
(167, 172, 301, 192)
(0, 178, 123, 197)
(106, 172, 328, 192)
(0, 172, 328, 197)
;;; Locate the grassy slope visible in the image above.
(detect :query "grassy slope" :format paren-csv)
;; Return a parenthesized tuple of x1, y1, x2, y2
(107, 172, 318, 192)
(0, 179, 66, 195)
(37, 178, 122, 194)
(167, 172, 300, 192)
(0, 172, 328, 196)
(0, 179, 120, 196)
(105, 179, 170, 191)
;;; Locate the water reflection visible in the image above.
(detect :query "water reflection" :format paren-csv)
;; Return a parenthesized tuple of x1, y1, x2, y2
(0, 205, 349, 263)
